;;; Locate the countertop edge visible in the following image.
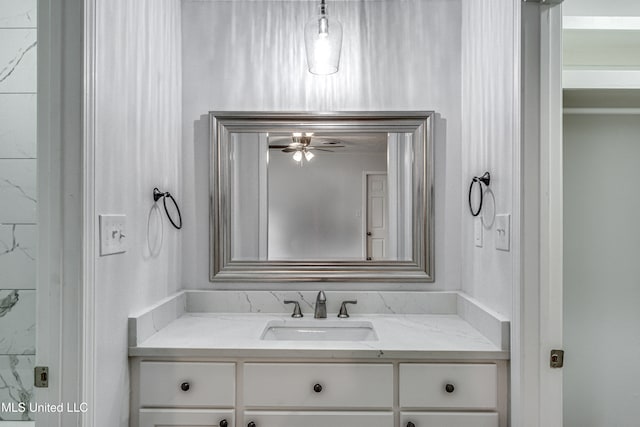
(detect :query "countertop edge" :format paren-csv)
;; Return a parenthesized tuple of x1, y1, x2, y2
(128, 347, 510, 360)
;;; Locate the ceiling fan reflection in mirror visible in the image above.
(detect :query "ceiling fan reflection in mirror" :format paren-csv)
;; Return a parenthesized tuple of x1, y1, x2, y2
(268, 132, 345, 163)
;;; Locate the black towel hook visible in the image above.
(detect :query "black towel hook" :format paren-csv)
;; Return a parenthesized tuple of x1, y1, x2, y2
(468, 172, 491, 217)
(153, 187, 183, 230)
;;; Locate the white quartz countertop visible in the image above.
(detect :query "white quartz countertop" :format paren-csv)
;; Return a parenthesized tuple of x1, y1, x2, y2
(130, 313, 508, 360)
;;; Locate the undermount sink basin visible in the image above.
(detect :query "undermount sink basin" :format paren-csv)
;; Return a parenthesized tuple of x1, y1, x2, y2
(261, 320, 378, 341)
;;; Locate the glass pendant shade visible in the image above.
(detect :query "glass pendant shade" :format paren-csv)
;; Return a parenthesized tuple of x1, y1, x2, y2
(304, 150, 315, 161)
(304, 3, 343, 75)
(293, 151, 303, 162)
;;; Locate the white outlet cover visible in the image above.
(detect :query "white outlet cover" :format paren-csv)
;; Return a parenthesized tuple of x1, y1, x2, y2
(495, 214, 510, 251)
(474, 218, 483, 247)
(99, 214, 127, 256)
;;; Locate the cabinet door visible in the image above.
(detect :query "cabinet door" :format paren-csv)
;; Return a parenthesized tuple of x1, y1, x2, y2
(139, 409, 233, 427)
(243, 411, 393, 427)
(400, 412, 498, 427)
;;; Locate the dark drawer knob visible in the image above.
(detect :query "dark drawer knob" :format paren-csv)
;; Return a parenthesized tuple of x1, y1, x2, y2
(248, 422, 256, 427)
(445, 383, 455, 393)
(219, 420, 228, 427)
(313, 383, 323, 393)
(180, 382, 190, 392)
(407, 422, 416, 427)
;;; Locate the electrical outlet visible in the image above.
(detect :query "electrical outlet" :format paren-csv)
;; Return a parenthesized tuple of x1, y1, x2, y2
(99, 214, 127, 256)
(474, 218, 483, 247)
(495, 214, 510, 251)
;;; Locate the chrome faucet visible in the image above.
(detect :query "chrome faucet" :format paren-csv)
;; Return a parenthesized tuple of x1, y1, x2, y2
(314, 291, 327, 318)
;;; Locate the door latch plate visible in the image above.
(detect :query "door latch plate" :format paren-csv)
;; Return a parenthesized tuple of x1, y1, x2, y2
(550, 349, 564, 368)
(34, 366, 49, 388)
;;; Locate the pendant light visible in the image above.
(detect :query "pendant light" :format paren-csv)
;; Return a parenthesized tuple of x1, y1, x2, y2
(304, 0, 343, 75)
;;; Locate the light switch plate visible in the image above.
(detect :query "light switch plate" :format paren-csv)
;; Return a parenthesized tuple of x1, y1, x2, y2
(99, 214, 127, 256)
(495, 214, 510, 251)
(474, 218, 483, 247)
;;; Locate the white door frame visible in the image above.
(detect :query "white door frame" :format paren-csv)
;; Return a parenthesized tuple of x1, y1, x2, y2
(82, 0, 97, 425)
(361, 171, 386, 259)
(513, 2, 563, 426)
(36, 0, 95, 425)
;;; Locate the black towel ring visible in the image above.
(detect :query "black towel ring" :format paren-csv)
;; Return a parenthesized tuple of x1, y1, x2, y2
(153, 187, 183, 230)
(468, 172, 491, 217)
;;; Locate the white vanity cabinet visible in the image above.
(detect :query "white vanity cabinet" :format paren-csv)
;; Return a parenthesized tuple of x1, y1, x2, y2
(131, 360, 507, 427)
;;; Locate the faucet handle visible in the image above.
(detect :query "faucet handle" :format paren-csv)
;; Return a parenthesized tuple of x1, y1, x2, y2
(337, 300, 357, 318)
(284, 301, 303, 318)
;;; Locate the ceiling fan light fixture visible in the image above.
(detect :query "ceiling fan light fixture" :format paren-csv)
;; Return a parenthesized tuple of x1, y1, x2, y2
(304, 150, 315, 161)
(293, 151, 303, 162)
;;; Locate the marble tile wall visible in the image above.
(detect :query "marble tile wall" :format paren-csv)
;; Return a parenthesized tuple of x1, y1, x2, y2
(0, 0, 37, 421)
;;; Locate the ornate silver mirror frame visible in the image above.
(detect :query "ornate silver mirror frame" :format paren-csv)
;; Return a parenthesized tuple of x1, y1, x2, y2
(210, 111, 434, 282)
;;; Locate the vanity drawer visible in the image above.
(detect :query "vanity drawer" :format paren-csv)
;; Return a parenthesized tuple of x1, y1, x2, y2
(399, 363, 497, 409)
(400, 411, 498, 427)
(243, 363, 393, 408)
(244, 411, 393, 427)
(140, 362, 235, 407)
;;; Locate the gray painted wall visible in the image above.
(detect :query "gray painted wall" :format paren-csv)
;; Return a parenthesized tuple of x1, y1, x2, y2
(564, 114, 640, 426)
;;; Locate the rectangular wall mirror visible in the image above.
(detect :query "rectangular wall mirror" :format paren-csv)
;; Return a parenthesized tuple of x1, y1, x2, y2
(210, 112, 434, 282)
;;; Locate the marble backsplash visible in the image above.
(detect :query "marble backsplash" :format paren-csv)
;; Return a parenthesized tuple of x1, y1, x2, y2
(0, 0, 37, 421)
(186, 290, 458, 315)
